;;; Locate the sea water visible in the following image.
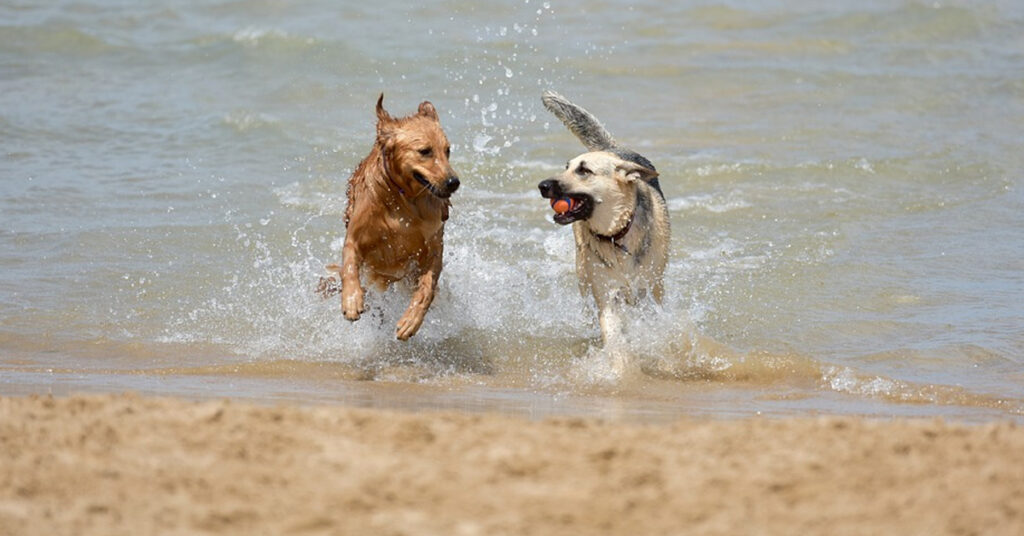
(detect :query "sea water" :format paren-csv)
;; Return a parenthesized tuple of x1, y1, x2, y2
(1, 0, 1022, 422)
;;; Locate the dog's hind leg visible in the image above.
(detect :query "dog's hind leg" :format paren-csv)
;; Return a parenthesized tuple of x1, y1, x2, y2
(316, 264, 343, 299)
(340, 240, 365, 321)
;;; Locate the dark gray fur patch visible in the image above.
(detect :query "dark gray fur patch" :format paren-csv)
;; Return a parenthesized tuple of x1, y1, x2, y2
(612, 148, 655, 172)
(632, 187, 654, 263)
(613, 148, 664, 200)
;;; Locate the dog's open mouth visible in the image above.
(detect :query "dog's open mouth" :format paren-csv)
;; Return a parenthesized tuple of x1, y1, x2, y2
(549, 193, 593, 225)
(538, 179, 593, 224)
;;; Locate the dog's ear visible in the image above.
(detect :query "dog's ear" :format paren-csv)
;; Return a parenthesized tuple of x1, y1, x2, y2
(615, 161, 659, 183)
(418, 101, 439, 120)
(376, 93, 394, 138)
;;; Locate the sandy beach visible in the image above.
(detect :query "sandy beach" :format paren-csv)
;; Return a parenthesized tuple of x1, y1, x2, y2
(1, 393, 1022, 535)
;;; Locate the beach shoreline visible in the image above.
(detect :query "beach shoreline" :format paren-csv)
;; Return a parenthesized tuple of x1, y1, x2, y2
(2, 393, 1022, 535)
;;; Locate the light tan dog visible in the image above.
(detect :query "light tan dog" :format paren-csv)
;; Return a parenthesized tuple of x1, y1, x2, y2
(319, 94, 460, 340)
(538, 91, 670, 351)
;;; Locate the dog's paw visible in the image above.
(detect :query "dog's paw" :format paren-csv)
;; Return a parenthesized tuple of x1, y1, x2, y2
(342, 290, 364, 321)
(395, 309, 425, 341)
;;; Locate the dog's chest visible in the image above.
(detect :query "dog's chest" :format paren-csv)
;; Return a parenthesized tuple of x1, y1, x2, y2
(360, 210, 442, 270)
(362, 234, 422, 282)
(574, 225, 663, 301)
(386, 210, 443, 242)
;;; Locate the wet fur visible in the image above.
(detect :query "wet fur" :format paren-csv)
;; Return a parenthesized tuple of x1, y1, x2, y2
(539, 92, 670, 355)
(319, 94, 459, 340)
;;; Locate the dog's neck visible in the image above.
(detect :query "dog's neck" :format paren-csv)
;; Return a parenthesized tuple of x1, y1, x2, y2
(587, 185, 640, 254)
(377, 147, 409, 198)
(594, 212, 633, 242)
(591, 211, 634, 253)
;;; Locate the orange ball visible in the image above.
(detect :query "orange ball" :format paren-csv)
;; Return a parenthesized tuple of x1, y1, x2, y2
(551, 197, 573, 214)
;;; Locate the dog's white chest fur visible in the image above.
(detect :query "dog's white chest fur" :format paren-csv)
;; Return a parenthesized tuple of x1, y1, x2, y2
(571, 192, 669, 316)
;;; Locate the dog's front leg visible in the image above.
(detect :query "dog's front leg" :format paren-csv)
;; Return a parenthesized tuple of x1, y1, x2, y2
(340, 239, 365, 321)
(598, 305, 626, 346)
(395, 246, 442, 340)
(598, 304, 630, 376)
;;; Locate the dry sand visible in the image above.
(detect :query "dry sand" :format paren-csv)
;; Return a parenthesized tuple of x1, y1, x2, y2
(2, 393, 1023, 535)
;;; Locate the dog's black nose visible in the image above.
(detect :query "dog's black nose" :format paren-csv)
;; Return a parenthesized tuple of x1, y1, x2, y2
(445, 175, 460, 193)
(538, 179, 556, 198)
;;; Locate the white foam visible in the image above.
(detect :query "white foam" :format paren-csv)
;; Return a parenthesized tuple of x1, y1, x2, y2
(667, 193, 752, 213)
(232, 26, 288, 46)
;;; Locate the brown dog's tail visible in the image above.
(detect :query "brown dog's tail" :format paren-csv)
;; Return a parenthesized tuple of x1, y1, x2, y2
(315, 264, 344, 299)
(541, 90, 616, 152)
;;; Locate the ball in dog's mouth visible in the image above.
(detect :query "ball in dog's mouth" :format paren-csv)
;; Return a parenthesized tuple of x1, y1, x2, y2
(551, 197, 576, 214)
(550, 194, 592, 225)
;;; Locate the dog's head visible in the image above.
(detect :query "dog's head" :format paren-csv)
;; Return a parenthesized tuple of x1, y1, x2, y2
(375, 94, 460, 199)
(538, 151, 658, 233)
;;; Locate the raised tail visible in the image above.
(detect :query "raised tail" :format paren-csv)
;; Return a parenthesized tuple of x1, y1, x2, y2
(541, 90, 616, 151)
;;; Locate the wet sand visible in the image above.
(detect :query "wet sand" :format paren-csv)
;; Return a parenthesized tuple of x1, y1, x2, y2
(2, 394, 1023, 535)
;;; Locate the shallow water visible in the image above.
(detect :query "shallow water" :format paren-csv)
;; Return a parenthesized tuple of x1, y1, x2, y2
(2, 0, 1023, 422)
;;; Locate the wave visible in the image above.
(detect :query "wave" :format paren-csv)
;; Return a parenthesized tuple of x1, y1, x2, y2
(186, 25, 367, 66)
(0, 24, 115, 55)
(814, 2, 1002, 43)
(229, 26, 315, 49)
(221, 109, 283, 134)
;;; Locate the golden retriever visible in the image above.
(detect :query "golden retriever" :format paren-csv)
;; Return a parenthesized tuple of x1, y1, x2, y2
(319, 94, 460, 340)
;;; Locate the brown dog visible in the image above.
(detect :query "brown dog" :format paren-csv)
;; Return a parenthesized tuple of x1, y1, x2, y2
(319, 94, 460, 340)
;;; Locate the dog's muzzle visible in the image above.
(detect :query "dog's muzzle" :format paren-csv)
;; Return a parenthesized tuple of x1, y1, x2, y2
(444, 175, 460, 195)
(537, 178, 561, 199)
(414, 171, 460, 199)
(538, 178, 593, 225)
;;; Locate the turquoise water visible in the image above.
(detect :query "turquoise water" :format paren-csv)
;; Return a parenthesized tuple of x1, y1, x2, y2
(1, 0, 1022, 421)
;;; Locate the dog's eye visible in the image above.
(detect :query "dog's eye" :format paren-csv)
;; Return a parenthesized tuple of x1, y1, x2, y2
(445, 146, 450, 158)
(575, 164, 592, 176)
(418, 148, 433, 157)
